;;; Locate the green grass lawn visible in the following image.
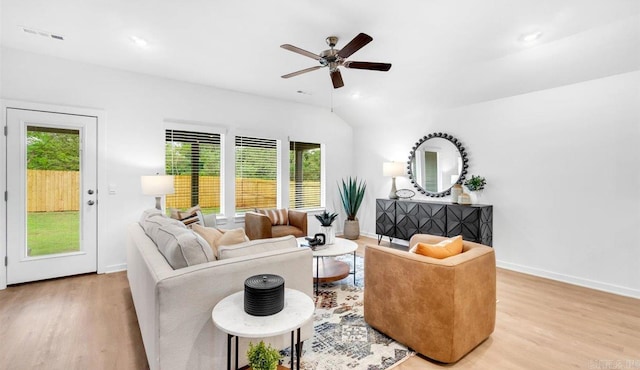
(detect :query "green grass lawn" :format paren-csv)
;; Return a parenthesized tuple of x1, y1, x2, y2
(27, 211, 79, 256)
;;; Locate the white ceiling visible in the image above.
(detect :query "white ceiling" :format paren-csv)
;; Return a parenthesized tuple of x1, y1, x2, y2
(2, 0, 639, 127)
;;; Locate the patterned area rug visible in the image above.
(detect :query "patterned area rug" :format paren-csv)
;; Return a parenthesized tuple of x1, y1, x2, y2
(281, 255, 413, 370)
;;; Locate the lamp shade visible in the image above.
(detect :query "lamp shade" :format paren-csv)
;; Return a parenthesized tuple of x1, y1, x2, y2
(141, 175, 175, 196)
(383, 162, 405, 177)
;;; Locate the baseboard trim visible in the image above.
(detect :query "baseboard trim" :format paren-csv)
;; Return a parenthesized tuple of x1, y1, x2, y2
(362, 232, 639, 299)
(359, 231, 410, 247)
(497, 260, 640, 299)
(104, 263, 127, 274)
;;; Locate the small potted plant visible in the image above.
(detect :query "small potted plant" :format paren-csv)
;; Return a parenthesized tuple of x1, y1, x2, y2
(463, 175, 487, 204)
(247, 340, 281, 370)
(315, 210, 338, 245)
(464, 175, 486, 191)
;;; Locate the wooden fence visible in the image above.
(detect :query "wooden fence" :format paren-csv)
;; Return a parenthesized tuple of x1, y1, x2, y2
(164, 175, 321, 210)
(27, 170, 80, 212)
(27, 171, 320, 212)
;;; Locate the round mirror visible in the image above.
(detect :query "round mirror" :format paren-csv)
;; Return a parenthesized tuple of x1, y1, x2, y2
(407, 132, 468, 197)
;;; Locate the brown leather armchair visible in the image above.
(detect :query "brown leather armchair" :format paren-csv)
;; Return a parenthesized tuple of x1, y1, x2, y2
(364, 234, 496, 363)
(244, 210, 308, 240)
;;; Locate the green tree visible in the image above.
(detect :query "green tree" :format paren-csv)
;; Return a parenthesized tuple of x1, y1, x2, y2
(27, 130, 79, 171)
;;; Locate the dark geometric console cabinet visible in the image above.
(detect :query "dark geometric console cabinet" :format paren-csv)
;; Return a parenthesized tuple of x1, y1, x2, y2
(375, 199, 493, 247)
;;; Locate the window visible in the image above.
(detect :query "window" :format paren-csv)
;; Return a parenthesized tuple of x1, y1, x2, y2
(235, 135, 279, 212)
(289, 141, 321, 209)
(165, 129, 221, 213)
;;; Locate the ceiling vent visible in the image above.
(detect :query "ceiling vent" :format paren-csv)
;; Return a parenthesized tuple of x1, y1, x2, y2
(21, 26, 64, 41)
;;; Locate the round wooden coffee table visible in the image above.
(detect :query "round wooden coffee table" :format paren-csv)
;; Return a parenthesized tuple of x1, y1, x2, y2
(297, 237, 358, 295)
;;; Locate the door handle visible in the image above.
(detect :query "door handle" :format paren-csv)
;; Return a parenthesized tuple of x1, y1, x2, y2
(87, 200, 95, 206)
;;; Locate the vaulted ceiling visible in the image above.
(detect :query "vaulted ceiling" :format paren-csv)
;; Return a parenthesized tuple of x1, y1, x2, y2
(2, 0, 639, 127)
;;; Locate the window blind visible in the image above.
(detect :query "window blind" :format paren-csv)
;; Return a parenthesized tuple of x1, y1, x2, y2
(165, 129, 221, 213)
(289, 141, 321, 209)
(235, 135, 279, 212)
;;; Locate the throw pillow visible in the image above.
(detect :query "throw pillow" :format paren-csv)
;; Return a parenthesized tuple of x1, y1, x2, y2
(177, 205, 205, 228)
(154, 224, 214, 269)
(192, 224, 224, 258)
(217, 228, 250, 247)
(411, 235, 464, 259)
(192, 225, 249, 258)
(256, 208, 289, 226)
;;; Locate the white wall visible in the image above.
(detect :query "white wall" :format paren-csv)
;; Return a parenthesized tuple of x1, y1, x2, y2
(354, 71, 640, 298)
(0, 47, 354, 276)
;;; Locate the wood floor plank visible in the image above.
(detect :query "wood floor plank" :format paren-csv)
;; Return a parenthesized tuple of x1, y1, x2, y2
(0, 236, 638, 369)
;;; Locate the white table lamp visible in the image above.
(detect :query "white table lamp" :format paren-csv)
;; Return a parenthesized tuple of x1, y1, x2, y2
(383, 162, 405, 199)
(141, 174, 175, 210)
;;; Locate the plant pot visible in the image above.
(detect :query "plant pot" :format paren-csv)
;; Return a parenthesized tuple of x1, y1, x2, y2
(319, 225, 335, 245)
(343, 219, 360, 240)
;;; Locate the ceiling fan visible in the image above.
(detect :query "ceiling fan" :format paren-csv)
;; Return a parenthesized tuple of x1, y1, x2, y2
(280, 33, 392, 89)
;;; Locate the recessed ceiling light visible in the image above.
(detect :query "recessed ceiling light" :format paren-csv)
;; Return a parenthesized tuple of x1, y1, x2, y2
(351, 92, 361, 99)
(519, 31, 543, 43)
(130, 35, 149, 48)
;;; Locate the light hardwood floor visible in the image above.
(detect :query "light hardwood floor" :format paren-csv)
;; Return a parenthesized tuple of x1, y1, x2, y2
(1, 236, 638, 370)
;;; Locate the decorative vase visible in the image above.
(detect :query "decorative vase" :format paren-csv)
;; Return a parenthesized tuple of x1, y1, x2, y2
(458, 192, 471, 205)
(343, 219, 360, 240)
(470, 190, 483, 204)
(319, 225, 335, 245)
(451, 184, 463, 204)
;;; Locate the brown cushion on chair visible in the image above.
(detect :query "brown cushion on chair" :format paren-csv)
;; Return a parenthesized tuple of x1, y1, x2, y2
(272, 225, 306, 238)
(411, 235, 464, 259)
(256, 208, 289, 226)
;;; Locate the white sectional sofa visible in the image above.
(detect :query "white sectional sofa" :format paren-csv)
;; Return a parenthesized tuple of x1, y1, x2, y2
(127, 210, 313, 370)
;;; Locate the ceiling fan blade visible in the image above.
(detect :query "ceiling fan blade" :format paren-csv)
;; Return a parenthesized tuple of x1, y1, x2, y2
(281, 66, 323, 79)
(344, 61, 392, 71)
(330, 69, 344, 89)
(337, 33, 373, 59)
(280, 44, 322, 61)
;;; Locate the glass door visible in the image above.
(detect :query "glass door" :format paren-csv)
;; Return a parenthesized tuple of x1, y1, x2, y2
(6, 109, 97, 284)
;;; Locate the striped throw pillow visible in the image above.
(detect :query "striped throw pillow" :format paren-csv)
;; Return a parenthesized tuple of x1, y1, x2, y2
(177, 205, 204, 228)
(256, 208, 289, 226)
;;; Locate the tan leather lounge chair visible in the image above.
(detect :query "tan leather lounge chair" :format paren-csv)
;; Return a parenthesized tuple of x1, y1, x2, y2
(244, 209, 307, 240)
(364, 234, 496, 363)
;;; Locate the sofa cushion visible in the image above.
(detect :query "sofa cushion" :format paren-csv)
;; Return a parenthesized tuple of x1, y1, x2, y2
(411, 235, 464, 259)
(154, 224, 214, 269)
(272, 225, 306, 238)
(256, 208, 289, 226)
(140, 213, 186, 242)
(139, 208, 164, 223)
(218, 235, 296, 260)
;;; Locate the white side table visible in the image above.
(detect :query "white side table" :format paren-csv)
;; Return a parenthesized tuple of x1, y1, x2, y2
(297, 237, 358, 295)
(212, 288, 314, 370)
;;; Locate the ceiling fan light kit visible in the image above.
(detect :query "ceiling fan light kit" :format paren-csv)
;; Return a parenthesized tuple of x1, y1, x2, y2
(280, 33, 392, 89)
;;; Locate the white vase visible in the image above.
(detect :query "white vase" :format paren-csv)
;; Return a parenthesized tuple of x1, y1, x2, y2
(319, 225, 335, 245)
(470, 190, 483, 204)
(451, 184, 463, 204)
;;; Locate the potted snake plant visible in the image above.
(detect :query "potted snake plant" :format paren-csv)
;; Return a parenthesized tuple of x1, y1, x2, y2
(338, 177, 367, 240)
(315, 210, 338, 245)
